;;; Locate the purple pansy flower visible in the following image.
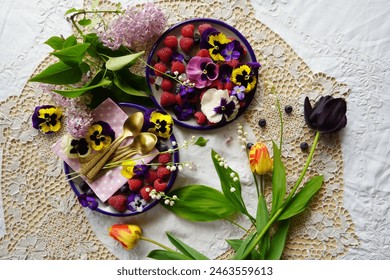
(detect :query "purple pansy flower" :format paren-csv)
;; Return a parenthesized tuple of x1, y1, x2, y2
(231, 85, 246, 100)
(221, 41, 241, 61)
(133, 164, 148, 177)
(172, 53, 185, 63)
(186, 56, 219, 88)
(200, 88, 240, 123)
(32, 105, 63, 134)
(127, 193, 147, 212)
(78, 194, 98, 210)
(173, 103, 195, 121)
(179, 83, 196, 100)
(218, 64, 233, 83)
(62, 134, 91, 158)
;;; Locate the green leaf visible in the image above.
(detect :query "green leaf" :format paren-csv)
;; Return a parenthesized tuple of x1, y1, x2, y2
(113, 74, 149, 97)
(51, 43, 90, 65)
(63, 35, 77, 48)
(256, 194, 270, 259)
(29, 61, 82, 85)
(271, 141, 286, 216)
(44, 36, 64, 50)
(105, 51, 145, 71)
(226, 239, 261, 260)
(147, 250, 192, 260)
(266, 219, 290, 260)
(78, 18, 92, 26)
(117, 69, 150, 93)
(279, 175, 324, 220)
(64, 8, 79, 15)
(194, 136, 208, 147)
(53, 77, 112, 98)
(166, 232, 209, 260)
(163, 185, 237, 222)
(231, 232, 258, 260)
(211, 149, 246, 214)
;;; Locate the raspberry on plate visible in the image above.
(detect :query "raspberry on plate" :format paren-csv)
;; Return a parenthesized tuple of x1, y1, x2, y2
(157, 165, 171, 179)
(128, 178, 143, 192)
(158, 153, 171, 164)
(108, 194, 128, 212)
(171, 61, 186, 74)
(156, 47, 173, 64)
(154, 178, 168, 192)
(161, 79, 174, 91)
(140, 186, 153, 201)
(181, 24, 195, 38)
(179, 37, 194, 54)
(160, 91, 176, 108)
(194, 111, 207, 125)
(153, 62, 167, 76)
(163, 35, 178, 49)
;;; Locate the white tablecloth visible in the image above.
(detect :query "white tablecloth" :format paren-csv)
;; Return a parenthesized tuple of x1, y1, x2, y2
(1, 0, 389, 259)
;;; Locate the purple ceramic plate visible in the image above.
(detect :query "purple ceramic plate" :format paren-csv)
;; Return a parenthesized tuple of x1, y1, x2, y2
(146, 18, 259, 130)
(64, 102, 179, 217)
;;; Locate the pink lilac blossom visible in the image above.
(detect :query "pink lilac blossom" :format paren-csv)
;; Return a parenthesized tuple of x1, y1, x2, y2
(99, 3, 167, 51)
(65, 99, 94, 138)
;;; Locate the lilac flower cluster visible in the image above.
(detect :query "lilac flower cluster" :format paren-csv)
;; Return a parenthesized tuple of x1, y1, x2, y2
(99, 3, 167, 51)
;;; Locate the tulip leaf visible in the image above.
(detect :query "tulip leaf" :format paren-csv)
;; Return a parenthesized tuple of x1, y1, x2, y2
(163, 185, 237, 222)
(278, 175, 324, 220)
(147, 250, 193, 260)
(105, 51, 145, 71)
(29, 61, 82, 85)
(51, 43, 90, 65)
(211, 149, 246, 214)
(266, 219, 290, 260)
(166, 232, 209, 260)
(271, 141, 286, 216)
(256, 194, 270, 259)
(53, 77, 112, 98)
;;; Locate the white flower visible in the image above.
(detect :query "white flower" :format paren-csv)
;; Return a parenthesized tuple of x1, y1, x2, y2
(200, 88, 240, 123)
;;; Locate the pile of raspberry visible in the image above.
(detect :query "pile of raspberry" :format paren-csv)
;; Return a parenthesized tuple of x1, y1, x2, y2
(150, 23, 222, 126)
(79, 144, 174, 213)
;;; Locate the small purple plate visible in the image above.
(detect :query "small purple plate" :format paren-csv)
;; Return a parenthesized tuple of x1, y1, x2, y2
(146, 18, 259, 130)
(64, 102, 179, 217)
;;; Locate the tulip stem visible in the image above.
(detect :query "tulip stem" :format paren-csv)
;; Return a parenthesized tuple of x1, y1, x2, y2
(140, 236, 176, 253)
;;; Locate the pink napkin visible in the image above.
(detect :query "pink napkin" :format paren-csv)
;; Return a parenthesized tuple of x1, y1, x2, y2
(52, 98, 157, 202)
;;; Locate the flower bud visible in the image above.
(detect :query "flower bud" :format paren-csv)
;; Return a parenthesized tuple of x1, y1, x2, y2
(249, 142, 273, 175)
(304, 96, 347, 134)
(108, 224, 142, 250)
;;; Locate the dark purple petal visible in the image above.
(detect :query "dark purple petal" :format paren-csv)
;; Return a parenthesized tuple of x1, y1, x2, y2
(32, 105, 56, 130)
(205, 62, 218, 80)
(200, 28, 219, 49)
(133, 164, 148, 177)
(173, 103, 195, 121)
(95, 120, 115, 141)
(304, 96, 347, 134)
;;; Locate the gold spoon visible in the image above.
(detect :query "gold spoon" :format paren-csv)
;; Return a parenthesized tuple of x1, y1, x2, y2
(79, 112, 144, 181)
(108, 132, 158, 164)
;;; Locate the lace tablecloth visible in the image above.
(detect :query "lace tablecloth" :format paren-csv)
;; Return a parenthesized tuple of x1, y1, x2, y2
(0, 0, 389, 260)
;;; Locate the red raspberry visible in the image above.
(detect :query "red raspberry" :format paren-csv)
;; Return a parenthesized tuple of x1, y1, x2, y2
(160, 91, 176, 108)
(153, 62, 167, 76)
(171, 61, 186, 74)
(145, 169, 158, 184)
(224, 81, 234, 91)
(140, 186, 153, 201)
(194, 111, 207, 125)
(154, 178, 168, 192)
(156, 47, 173, 64)
(196, 49, 210, 57)
(161, 79, 174, 91)
(198, 23, 213, 35)
(128, 178, 143, 192)
(163, 35, 178, 49)
(227, 59, 240, 68)
(107, 195, 128, 212)
(158, 153, 171, 164)
(181, 24, 195, 38)
(210, 79, 224, 90)
(175, 93, 184, 105)
(157, 165, 171, 180)
(179, 37, 194, 54)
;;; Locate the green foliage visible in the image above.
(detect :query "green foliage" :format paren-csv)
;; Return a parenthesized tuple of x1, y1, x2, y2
(194, 136, 209, 147)
(271, 142, 286, 216)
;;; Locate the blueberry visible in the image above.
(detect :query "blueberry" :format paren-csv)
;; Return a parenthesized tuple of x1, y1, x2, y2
(285, 105, 293, 114)
(246, 142, 254, 149)
(183, 54, 191, 62)
(119, 184, 129, 194)
(85, 188, 95, 197)
(300, 142, 309, 150)
(258, 119, 267, 127)
(156, 141, 169, 152)
(194, 33, 200, 44)
(79, 181, 90, 192)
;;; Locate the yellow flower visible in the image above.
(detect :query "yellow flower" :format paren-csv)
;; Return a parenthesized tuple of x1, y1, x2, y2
(148, 110, 173, 139)
(108, 224, 142, 250)
(86, 122, 114, 151)
(121, 160, 136, 179)
(231, 64, 257, 93)
(208, 32, 231, 62)
(33, 106, 63, 134)
(249, 142, 273, 175)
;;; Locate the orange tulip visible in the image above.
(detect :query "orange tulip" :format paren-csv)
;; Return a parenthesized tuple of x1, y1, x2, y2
(108, 224, 142, 250)
(249, 142, 273, 175)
